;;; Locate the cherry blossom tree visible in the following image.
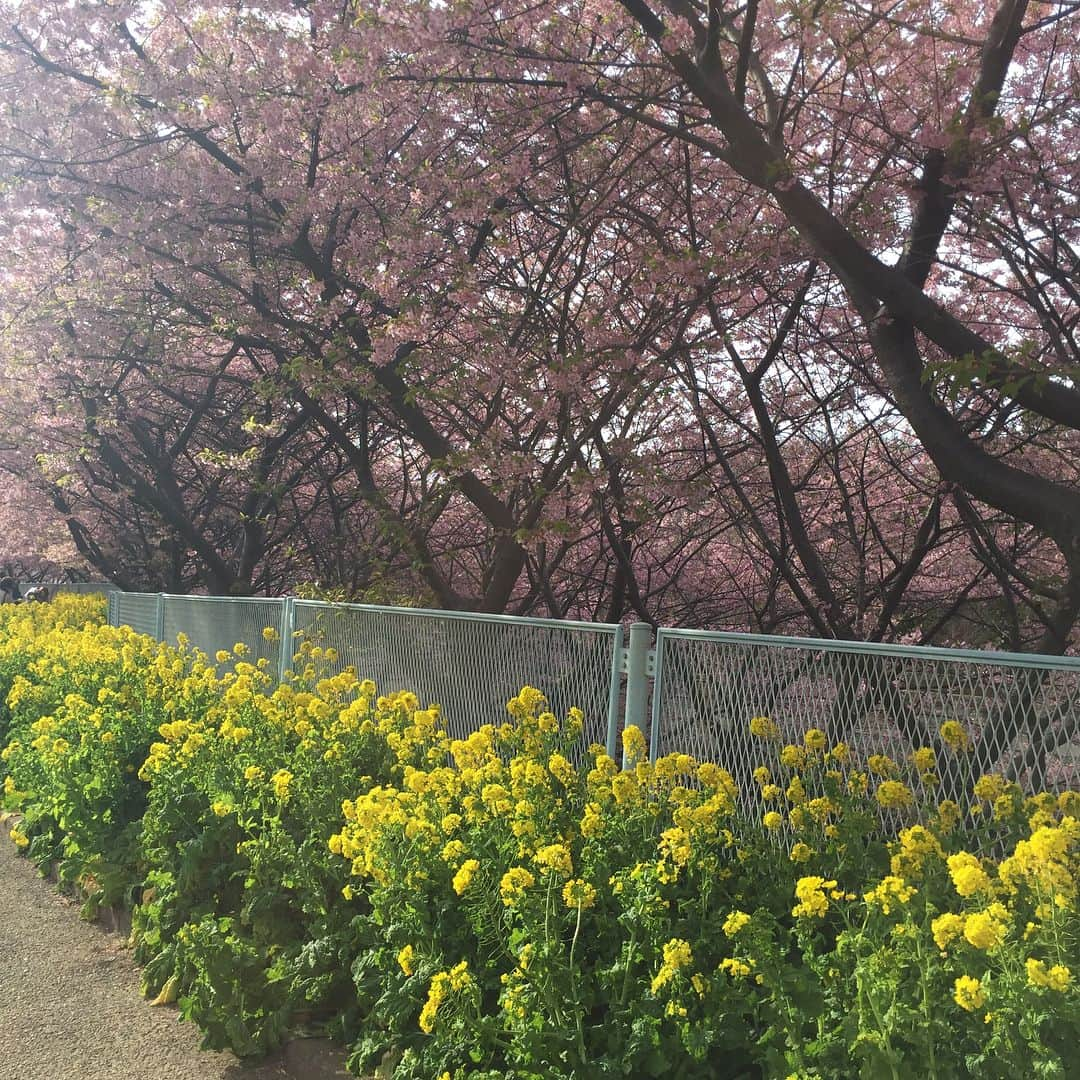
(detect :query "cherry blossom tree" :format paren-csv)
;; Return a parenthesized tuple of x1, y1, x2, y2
(0, 0, 1076, 655)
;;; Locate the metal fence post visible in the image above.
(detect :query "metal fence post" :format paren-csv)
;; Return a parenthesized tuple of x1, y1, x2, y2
(155, 593, 166, 642)
(649, 631, 666, 762)
(604, 624, 625, 760)
(278, 597, 296, 684)
(622, 622, 652, 764)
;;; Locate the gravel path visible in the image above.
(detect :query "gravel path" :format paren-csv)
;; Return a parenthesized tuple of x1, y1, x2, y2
(0, 837, 342, 1080)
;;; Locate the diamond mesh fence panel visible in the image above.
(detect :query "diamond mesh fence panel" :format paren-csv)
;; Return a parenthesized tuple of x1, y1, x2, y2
(112, 592, 161, 639)
(161, 596, 285, 673)
(652, 630, 1080, 796)
(292, 601, 621, 749)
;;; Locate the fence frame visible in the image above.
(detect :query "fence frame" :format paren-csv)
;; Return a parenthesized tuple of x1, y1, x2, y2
(109, 594, 626, 755)
(290, 598, 626, 756)
(649, 626, 1080, 775)
(104, 595, 1080, 779)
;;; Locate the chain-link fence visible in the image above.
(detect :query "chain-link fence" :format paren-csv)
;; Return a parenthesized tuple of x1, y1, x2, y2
(161, 595, 287, 675)
(109, 594, 623, 754)
(651, 629, 1080, 795)
(292, 601, 623, 750)
(110, 592, 162, 639)
(105, 595, 1080, 791)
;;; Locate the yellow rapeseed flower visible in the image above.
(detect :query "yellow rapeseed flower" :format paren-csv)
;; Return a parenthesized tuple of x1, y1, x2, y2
(418, 961, 471, 1033)
(868, 754, 897, 777)
(749, 716, 779, 740)
(533, 843, 573, 877)
(651, 938, 693, 993)
(973, 774, 1007, 801)
(452, 858, 480, 895)
(719, 957, 755, 978)
(500, 866, 536, 907)
(910, 747, 936, 773)
(863, 875, 916, 914)
(789, 842, 814, 863)
(954, 975, 985, 1011)
(829, 742, 850, 764)
(1026, 958, 1071, 991)
(440, 840, 467, 866)
(792, 876, 834, 918)
(940, 720, 970, 752)
(271, 769, 293, 800)
(963, 905, 1009, 951)
(562, 879, 597, 909)
(947, 852, 992, 898)
(932, 912, 966, 951)
(875, 780, 914, 810)
(723, 910, 751, 937)
(780, 744, 806, 770)
(936, 799, 961, 831)
(622, 725, 648, 764)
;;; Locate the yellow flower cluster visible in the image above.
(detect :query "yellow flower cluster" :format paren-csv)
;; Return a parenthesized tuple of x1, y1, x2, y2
(500, 866, 536, 907)
(562, 878, 597, 909)
(452, 858, 480, 895)
(534, 843, 574, 877)
(749, 715, 779, 740)
(1026, 958, 1071, 991)
(999, 819, 1078, 903)
(875, 780, 914, 810)
(962, 904, 1009, 951)
(793, 876, 835, 919)
(939, 721, 970, 752)
(863, 875, 916, 914)
(790, 842, 814, 863)
(947, 851, 992, 898)
(931, 913, 967, 951)
(890, 825, 943, 879)
(622, 725, 648, 764)
(723, 910, 751, 937)
(868, 754, 898, 778)
(419, 960, 472, 1033)
(651, 938, 693, 993)
(909, 747, 936, 773)
(719, 957, 755, 978)
(953, 975, 985, 1011)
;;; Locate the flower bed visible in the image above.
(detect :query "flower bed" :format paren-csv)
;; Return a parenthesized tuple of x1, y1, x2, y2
(1, 598, 1077, 1078)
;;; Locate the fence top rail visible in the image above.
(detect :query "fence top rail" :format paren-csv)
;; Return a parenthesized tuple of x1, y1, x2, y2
(656, 627, 1080, 672)
(292, 598, 621, 635)
(159, 593, 283, 607)
(122, 592, 620, 635)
